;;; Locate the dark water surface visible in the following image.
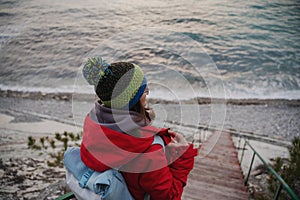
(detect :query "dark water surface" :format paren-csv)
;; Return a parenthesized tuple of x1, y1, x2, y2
(0, 0, 299, 100)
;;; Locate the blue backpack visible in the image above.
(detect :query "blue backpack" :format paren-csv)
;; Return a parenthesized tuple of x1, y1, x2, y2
(63, 135, 165, 200)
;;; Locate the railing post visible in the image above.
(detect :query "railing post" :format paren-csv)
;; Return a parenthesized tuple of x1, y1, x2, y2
(244, 151, 256, 186)
(240, 140, 247, 163)
(243, 140, 299, 200)
(274, 183, 283, 200)
(237, 136, 241, 150)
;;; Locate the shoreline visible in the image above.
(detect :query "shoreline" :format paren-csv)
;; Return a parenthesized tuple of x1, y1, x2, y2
(1, 89, 300, 106)
(1, 90, 299, 142)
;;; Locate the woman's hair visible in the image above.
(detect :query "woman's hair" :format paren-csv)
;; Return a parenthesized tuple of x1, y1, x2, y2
(127, 101, 152, 137)
(130, 101, 151, 123)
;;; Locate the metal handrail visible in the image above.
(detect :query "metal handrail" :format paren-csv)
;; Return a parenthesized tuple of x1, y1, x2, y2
(55, 192, 75, 200)
(240, 139, 299, 200)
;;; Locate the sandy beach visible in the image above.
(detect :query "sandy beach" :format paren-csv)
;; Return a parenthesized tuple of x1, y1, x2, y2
(0, 92, 299, 199)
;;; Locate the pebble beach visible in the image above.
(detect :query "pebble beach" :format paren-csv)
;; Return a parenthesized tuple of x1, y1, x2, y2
(0, 91, 299, 199)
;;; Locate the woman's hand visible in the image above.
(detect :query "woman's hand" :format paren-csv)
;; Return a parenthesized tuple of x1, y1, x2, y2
(166, 132, 190, 160)
(168, 131, 189, 148)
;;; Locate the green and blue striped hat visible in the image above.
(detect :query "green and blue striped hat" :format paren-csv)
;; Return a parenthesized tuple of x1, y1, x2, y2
(82, 57, 147, 109)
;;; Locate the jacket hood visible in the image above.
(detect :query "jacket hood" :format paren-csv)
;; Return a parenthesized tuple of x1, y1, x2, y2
(89, 101, 150, 135)
(80, 102, 171, 172)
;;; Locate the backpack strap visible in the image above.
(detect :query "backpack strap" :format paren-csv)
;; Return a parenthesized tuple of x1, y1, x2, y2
(141, 135, 165, 200)
(152, 135, 165, 152)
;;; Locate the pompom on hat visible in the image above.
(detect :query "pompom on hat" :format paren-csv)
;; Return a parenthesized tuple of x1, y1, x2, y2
(82, 56, 147, 109)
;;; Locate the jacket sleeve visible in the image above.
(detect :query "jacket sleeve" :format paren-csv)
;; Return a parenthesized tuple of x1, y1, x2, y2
(139, 144, 198, 200)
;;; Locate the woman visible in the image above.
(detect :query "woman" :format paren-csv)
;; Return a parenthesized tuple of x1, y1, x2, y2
(80, 57, 198, 200)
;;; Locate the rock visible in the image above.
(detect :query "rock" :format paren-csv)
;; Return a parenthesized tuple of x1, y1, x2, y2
(255, 174, 262, 180)
(0, 157, 66, 199)
(13, 174, 26, 184)
(0, 169, 5, 177)
(251, 169, 263, 176)
(61, 95, 69, 101)
(26, 167, 36, 172)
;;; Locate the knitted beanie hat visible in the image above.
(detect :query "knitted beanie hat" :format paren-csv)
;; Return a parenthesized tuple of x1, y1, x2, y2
(82, 56, 147, 109)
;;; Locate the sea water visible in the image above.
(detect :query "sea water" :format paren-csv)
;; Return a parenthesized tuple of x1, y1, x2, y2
(0, 0, 299, 100)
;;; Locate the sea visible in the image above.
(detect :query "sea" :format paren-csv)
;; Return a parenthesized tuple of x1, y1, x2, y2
(0, 0, 300, 101)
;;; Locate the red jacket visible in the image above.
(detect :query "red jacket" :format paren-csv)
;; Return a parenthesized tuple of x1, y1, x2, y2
(80, 115, 198, 200)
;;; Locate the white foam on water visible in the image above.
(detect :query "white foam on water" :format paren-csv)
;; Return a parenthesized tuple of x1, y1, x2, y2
(1, 83, 299, 101)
